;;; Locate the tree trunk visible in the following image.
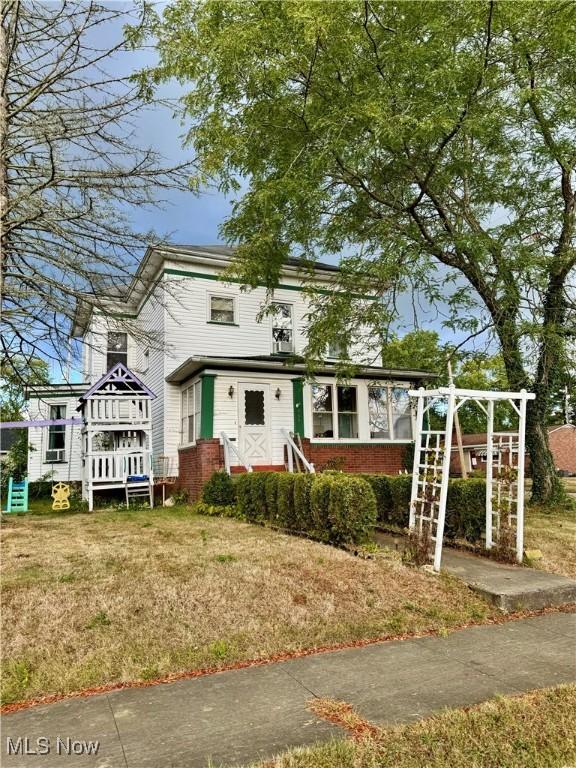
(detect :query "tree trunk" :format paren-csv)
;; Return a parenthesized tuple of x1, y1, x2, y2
(525, 404, 563, 503)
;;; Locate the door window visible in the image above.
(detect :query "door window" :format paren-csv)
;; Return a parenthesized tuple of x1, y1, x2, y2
(244, 389, 265, 425)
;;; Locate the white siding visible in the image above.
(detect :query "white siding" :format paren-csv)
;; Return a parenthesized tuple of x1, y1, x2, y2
(27, 395, 83, 482)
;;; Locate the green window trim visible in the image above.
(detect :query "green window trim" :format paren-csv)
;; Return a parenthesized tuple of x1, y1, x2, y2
(292, 377, 305, 437)
(199, 374, 216, 439)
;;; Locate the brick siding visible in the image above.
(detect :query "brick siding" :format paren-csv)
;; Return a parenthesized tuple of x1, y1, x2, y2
(300, 439, 406, 474)
(549, 425, 576, 474)
(178, 439, 224, 500)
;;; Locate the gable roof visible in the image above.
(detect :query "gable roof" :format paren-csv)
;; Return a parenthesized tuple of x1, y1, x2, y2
(79, 363, 156, 400)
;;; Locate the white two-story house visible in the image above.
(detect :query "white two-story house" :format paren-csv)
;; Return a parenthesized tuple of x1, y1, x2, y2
(26, 245, 436, 501)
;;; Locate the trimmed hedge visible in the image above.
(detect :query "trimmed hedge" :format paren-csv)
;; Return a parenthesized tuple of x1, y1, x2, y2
(327, 475, 377, 546)
(202, 471, 236, 506)
(362, 473, 486, 544)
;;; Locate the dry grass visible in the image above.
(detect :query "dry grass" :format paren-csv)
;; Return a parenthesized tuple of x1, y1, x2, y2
(524, 505, 576, 579)
(1, 505, 494, 704)
(248, 685, 576, 768)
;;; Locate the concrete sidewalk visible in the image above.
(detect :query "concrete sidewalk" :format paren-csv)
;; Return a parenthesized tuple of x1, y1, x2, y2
(2, 612, 575, 768)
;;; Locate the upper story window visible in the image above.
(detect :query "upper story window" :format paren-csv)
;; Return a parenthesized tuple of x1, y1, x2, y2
(107, 332, 128, 371)
(271, 302, 293, 354)
(209, 295, 236, 324)
(181, 380, 202, 445)
(326, 342, 346, 360)
(46, 404, 66, 462)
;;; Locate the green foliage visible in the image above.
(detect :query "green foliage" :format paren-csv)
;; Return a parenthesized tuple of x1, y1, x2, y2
(293, 473, 315, 531)
(445, 478, 486, 542)
(309, 474, 335, 540)
(202, 471, 236, 506)
(389, 475, 413, 527)
(194, 501, 239, 518)
(235, 473, 258, 522)
(364, 475, 393, 526)
(171, 488, 189, 505)
(264, 472, 279, 522)
(276, 473, 296, 529)
(327, 476, 377, 546)
(249, 471, 270, 522)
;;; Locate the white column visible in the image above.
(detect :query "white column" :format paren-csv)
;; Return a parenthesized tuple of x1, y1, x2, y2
(516, 392, 528, 563)
(409, 388, 425, 530)
(433, 386, 456, 572)
(486, 399, 494, 549)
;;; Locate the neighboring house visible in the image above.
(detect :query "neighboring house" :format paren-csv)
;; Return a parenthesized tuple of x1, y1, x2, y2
(26, 245, 436, 500)
(0, 428, 24, 463)
(450, 425, 576, 476)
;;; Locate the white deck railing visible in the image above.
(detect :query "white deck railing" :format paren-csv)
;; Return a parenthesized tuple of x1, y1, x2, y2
(220, 432, 253, 475)
(86, 397, 150, 424)
(282, 429, 315, 473)
(87, 451, 152, 483)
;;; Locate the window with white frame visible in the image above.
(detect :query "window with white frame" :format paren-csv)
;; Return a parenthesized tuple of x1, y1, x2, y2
(326, 342, 346, 360)
(312, 384, 358, 439)
(391, 387, 413, 439)
(181, 380, 202, 444)
(368, 386, 391, 439)
(106, 332, 128, 370)
(46, 404, 66, 462)
(209, 295, 236, 324)
(337, 386, 358, 438)
(312, 385, 334, 438)
(271, 302, 293, 354)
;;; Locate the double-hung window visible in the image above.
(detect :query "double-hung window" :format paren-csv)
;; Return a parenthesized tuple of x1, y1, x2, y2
(181, 381, 202, 444)
(46, 405, 66, 462)
(368, 385, 412, 440)
(312, 384, 358, 439)
(107, 332, 128, 370)
(209, 295, 236, 324)
(271, 303, 293, 354)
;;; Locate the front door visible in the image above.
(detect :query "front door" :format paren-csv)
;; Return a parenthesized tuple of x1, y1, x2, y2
(238, 382, 271, 466)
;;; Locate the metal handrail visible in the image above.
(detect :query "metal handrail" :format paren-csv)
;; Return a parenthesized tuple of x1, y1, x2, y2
(282, 429, 315, 473)
(220, 432, 253, 474)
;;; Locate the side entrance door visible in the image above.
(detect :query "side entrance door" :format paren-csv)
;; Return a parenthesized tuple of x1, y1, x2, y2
(238, 382, 271, 466)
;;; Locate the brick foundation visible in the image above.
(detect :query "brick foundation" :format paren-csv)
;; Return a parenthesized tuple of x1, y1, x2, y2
(178, 439, 224, 500)
(300, 439, 407, 474)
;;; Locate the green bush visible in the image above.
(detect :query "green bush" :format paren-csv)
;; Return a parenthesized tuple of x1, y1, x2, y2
(202, 471, 236, 506)
(236, 473, 258, 521)
(388, 475, 412, 526)
(446, 478, 486, 543)
(264, 473, 279, 523)
(328, 475, 377, 546)
(276, 473, 296, 529)
(250, 472, 270, 522)
(194, 501, 239, 518)
(363, 475, 393, 526)
(309, 474, 334, 540)
(293, 474, 315, 532)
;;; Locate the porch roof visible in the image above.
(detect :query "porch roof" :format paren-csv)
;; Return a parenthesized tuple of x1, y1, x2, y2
(165, 355, 437, 385)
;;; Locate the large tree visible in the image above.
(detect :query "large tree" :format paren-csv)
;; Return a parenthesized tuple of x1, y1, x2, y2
(145, 0, 575, 503)
(0, 1, 190, 379)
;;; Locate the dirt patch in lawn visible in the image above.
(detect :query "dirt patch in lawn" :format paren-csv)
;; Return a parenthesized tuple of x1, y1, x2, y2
(1, 506, 495, 705)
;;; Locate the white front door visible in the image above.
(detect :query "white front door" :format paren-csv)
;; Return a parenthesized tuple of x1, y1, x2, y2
(238, 382, 271, 465)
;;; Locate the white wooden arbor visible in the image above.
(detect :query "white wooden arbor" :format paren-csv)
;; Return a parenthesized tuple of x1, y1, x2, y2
(408, 386, 535, 571)
(78, 363, 156, 511)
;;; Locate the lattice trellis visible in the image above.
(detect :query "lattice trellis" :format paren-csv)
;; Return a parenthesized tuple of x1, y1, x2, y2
(409, 387, 535, 571)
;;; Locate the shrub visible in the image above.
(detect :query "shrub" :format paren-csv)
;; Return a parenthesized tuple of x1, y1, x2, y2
(309, 474, 334, 541)
(363, 475, 392, 526)
(388, 475, 412, 526)
(250, 472, 270, 522)
(276, 473, 296, 529)
(293, 474, 315, 532)
(264, 473, 280, 522)
(446, 478, 486, 543)
(236, 473, 258, 522)
(202, 471, 236, 506)
(327, 475, 377, 546)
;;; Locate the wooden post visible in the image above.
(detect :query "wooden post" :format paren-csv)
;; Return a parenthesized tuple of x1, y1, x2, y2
(447, 359, 468, 479)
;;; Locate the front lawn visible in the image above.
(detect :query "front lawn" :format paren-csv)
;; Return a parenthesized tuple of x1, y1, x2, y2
(1, 505, 495, 705)
(246, 685, 576, 768)
(525, 505, 576, 579)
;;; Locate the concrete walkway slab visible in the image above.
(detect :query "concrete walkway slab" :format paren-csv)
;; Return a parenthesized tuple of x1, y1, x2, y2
(375, 532, 576, 611)
(2, 613, 575, 768)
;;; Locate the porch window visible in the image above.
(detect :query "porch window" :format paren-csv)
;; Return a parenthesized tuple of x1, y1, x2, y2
(210, 295, 235, 324)
(46, 405, 66, 462)
(391, 387, 413, 439)
(312, 384, 334, 438)
(181, 380, 202, 444)
(107, 332, 128, 370)
(337, 386, 358, 438)
(271, 303, 293, 354)
(368, 386, 391, 439)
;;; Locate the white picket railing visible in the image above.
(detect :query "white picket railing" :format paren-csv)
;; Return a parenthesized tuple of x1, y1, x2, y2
(220, 432, 253, 475)
(282, 429, 315, 473)
(87, 451, 152, 483)
(86, 397, 150, 424)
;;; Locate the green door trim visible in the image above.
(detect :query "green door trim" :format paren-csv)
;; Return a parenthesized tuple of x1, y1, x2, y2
(200, 374, 216, 439)
(291, 377, 305, 437)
